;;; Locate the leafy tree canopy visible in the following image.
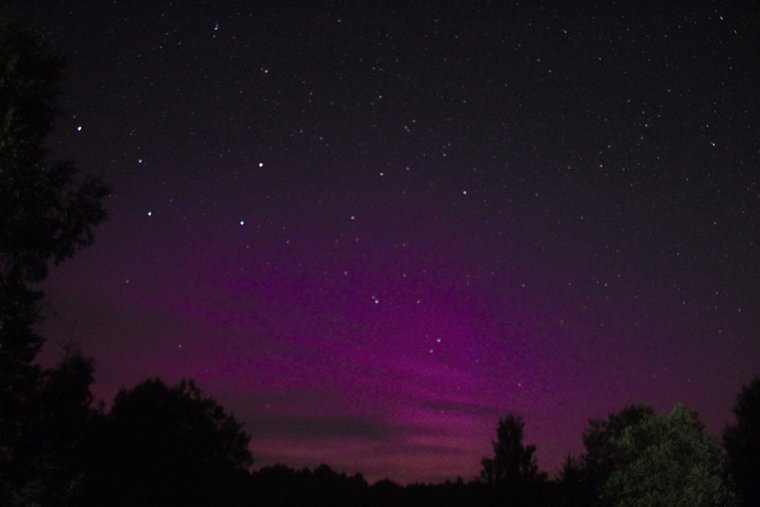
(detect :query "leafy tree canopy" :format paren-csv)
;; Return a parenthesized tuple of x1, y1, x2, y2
(601, 404, 738, 507)
(579, 404, 655, 498)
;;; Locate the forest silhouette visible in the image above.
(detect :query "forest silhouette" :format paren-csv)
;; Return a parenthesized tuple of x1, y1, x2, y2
(1, 12, 759, 507)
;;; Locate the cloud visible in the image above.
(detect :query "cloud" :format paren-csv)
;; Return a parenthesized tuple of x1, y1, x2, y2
(422, 399, 503, 417)
(246, 413, 393, 441)
(393, 442, 470, 457)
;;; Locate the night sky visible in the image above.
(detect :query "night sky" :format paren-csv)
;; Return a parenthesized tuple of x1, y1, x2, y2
(11, 0, 760, 483)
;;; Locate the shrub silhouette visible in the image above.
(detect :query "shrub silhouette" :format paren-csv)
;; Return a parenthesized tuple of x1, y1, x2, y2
(84, 378, 252, 507)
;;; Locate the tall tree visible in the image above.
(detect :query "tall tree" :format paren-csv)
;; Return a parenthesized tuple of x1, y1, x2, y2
(0, 11, 108, 504)
(481, 413, 543, 486)
(556, 404, 655, 505)
(723, 376, 760, 507)
(0, 12, 107, 374)
(479, 413, 546, 506)
(582, 404, 655, 501)
(601, 404, 737, 507)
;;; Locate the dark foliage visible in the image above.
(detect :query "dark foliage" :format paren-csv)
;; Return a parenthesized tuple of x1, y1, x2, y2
(249, 466, 557, 507)
(0, 351, 97, 507)
(0, 11, 108, 370)
(557, 403, 739, 506)
(0, 12, 108, 502)
(554, 455, 593, 506)
(250, 464, 370, 507)
(556, 404, 655, 506)
(83, 378, 252, 507)
(724, 376, 760, 507)
(600, 404, 737, 506)
(478, 413, 547, 505)
(481, 413, 544, 484)
(388, 479, 488, 507)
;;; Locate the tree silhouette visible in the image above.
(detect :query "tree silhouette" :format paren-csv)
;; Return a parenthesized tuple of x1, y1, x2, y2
(555, 455, 594, 506)
(479, 413, 546, 505)
(0, 13, 108, 501)
(251, 464, 370, 507)
(0, 350, 97, 507)
(601, 404, 737, 507)
(84, 378, 252, 507)
(0, 11, 108, 365)
(481, 413, 543, 485)
(723, 375, 760, 507)
(556, 404, 655, 505)
(0, 11, 107, 505)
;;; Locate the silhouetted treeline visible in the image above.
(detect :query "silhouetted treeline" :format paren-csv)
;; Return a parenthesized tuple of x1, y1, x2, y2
(243, 391, 757, 506)
(249, 464, 556, 507)
(3, 359, 757, 506)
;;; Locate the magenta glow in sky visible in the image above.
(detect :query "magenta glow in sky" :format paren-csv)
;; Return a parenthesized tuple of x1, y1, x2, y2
(15, 0, 760, 483)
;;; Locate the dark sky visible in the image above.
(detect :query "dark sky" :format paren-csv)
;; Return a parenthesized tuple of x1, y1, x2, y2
(11, 0, 760, 483)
